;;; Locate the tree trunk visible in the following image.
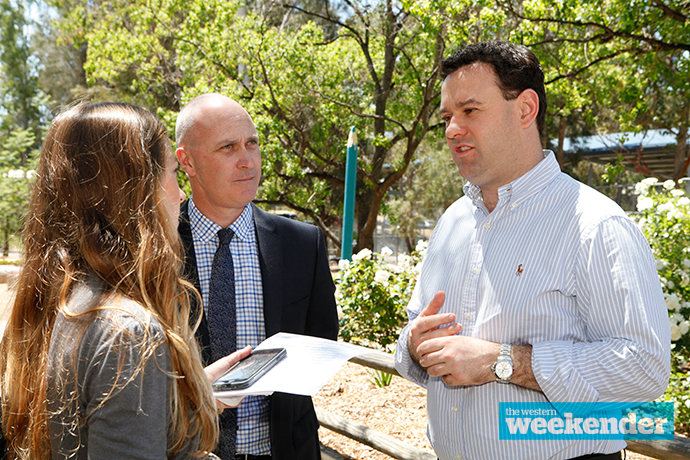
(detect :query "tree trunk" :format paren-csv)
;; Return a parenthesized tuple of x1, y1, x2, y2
(556, 117, 567, 168)
(3, 217, 9, 257)
(673, 106, 689, 181)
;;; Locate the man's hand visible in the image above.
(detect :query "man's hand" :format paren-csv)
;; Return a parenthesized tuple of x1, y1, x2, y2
(418, 334, 499, 386)
(407, 291, 461, 365)
(204, 345, 252, 409)
(408, 292, 496, 386)
(408, 291, 540, 389)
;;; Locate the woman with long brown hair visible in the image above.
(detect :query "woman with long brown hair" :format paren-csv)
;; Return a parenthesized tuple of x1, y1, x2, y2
(0, 102, 249, 459)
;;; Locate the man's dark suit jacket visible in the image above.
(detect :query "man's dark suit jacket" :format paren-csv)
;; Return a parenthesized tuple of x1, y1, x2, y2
(179, 201, 339, 460)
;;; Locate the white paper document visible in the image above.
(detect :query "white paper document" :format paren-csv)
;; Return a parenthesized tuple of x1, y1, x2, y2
(214, 332, 376, 406)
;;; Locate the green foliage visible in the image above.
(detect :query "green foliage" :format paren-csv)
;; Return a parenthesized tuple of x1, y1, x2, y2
(368, 369, 393, 388)
(0, 258, 20, 265)
(0, 129, 38, 255)
(515, 0, 690, 178)
(0, 0, 43, 135)
(633, 177, 690, 433)
(601, 155, 627, 185)
(387, 135, 465, 251)
(659, 350, 690, 435)
(63, 0, 454, 250)
(635, 177, 690, 348)
(336, 243, 426, 351)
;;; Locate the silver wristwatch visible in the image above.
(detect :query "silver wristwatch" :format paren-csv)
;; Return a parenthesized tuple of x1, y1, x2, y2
(491, 343, 513, 383)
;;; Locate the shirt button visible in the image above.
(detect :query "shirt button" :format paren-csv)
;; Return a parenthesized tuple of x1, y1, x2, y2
(511, 203, 518, 209)
(452, 406, 458, 413)
(456, 455, 462, 460)
(484, 222, 491, 230)
(464, 312, 472, 320)
(471, 267, 479, 274)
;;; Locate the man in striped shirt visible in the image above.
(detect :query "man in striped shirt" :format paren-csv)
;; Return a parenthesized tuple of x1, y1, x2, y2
(395, 41, 670, 460)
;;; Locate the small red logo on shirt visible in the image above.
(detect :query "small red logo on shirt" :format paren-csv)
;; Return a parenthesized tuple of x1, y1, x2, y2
(516, 264, 524, 276)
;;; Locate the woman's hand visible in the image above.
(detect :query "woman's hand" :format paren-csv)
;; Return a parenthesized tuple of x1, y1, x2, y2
(204, 346, 252, 410)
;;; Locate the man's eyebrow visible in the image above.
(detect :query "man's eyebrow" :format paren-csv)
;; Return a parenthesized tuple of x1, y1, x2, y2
(454, 97, 482, 108)
(219, 137, 238, 145)
(440, 97, 483, 115)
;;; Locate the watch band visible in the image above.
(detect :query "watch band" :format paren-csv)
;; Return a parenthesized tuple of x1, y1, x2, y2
(491, 343, 513, 383)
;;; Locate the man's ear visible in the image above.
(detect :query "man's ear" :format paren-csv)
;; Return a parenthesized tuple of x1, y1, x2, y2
(517, 89, 539, 130)
(176, 147, 196, 177)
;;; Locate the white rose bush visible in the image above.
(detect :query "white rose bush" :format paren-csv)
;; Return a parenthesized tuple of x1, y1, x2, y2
(634, 177, 690, 433)
(336, 242, 427, 351)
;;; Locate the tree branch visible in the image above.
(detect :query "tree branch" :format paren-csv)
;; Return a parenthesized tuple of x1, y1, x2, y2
(503, 0, 690, 52)
(255, 198, 341, 246)
(545, 48, 644, 85)
(650, 0, 688, 22)
(315, 91, 409, 132)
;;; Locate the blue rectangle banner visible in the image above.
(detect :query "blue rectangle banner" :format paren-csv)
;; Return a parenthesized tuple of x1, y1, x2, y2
(498, 402, 674, 440)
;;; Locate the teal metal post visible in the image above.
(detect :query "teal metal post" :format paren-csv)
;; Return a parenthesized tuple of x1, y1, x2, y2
(341, 127, 358, 261)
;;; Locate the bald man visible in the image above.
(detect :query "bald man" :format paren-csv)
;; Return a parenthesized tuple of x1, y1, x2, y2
(176, 94, 339, 460)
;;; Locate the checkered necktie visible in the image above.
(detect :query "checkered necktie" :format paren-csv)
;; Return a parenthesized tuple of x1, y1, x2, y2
(208, 227, 238, 458)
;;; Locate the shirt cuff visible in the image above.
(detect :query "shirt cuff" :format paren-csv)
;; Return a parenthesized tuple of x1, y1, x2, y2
(532, 340, 599, 415)
(394, 324, 429, 388)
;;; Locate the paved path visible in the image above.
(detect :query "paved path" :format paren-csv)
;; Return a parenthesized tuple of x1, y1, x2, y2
(0, 281, 16, 334)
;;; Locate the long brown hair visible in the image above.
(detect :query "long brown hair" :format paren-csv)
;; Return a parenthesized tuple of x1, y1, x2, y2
(0, 102, 218, 459)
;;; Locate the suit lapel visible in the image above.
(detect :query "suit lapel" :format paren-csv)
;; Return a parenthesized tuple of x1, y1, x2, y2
(252, 204, 283, 337)
(179, 201, 200, 291)
(179, 201, 212, 364)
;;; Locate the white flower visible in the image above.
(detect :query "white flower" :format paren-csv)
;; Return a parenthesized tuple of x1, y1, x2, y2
(352, 248, 372, 261)
(656, 259, 668, 271)
(679, 197, 690, 206)
(667, 280, 676, 289)
(671, 323, 681, 341)
(415, 240, 428, 253)
(663, 179, 676, 190)
(636, 178, 658, 195)
(681, 271, 690, 285)
(636, 177, 659, 195)
(374, 270, 390, 284)
(669, 209, 684, 220)
(338, 259, 350, 270)
(671, 189, 685, 197)
(665, 293, 681, 312)
(657, 201, 675, 213)
(680, 321, 690, 335)
(683, 259, 690, 269)
(637, 196, 654, 212)
(398, 254, 413, 268)
(380, 246, 393, 257)
(672, 312, 685, 323)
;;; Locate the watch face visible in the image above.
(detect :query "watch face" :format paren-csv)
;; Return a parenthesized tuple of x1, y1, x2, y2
(495, 360, 513, 379)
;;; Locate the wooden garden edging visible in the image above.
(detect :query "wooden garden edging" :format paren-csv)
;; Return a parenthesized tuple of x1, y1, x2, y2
(316, 350, 690, 460)
(316, 408, 436, 460)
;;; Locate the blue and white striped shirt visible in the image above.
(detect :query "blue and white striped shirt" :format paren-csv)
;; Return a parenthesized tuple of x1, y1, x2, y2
(188, 199, 270, 456)
(395, 152, 670, 460)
